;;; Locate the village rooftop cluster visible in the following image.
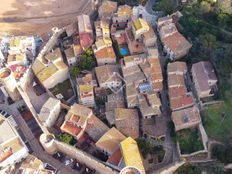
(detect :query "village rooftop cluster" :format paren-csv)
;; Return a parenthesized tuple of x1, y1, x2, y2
(0, 1, 220, 174)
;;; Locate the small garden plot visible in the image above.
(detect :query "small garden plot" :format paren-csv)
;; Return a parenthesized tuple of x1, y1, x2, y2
(177, 128, 204, 154)
(50, 79, 74, 100)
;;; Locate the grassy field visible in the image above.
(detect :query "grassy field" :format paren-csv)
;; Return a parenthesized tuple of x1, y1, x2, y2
(202, 69, 232, 143)
(202, 102, 232, 143)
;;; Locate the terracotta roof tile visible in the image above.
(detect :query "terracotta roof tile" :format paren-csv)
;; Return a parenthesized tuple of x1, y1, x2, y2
(95, 46, 116, 60)
(115, 108, 139, 139)
(107, 148, 122, 166)
(168, 74, 185, 87)
(163, 32, 192, 57)
(170, 95, 194, 111)
(192, 61, 217, 92)
(172, 106, 201, 131)
(168, 62, 187, 75)
(61, 121, 82, 136)
(169, 86, 187, 99)
(80, 33, 93, 49)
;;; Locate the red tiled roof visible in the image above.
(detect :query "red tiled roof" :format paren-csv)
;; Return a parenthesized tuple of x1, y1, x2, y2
(70, 114, 80, 123)
(172, 106, 201, 131)
(0, 148, 13, 162)
(151, 72, 163, 81)
(95, 46, 116, 60)
(168, 74, 185, 87)
(80, 33, 93, 49)
(167, 62, 187, 74)
(169, 86, 187, 99)
(192, 61, 217, 92)
(61, 121, 82, 136)
(170, 95, 194, 111)
(152, 81, 163, 92)
(163, 32, 192, 56)
(107, 148, 122, 166)
(113, 32, 127, 45)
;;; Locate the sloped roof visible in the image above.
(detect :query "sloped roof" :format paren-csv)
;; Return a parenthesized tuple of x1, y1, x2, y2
(95, 127, 126, 155)
(163, 32, 192, 56)
(85, 115, 109, 142)
(115, 108, 139, 139)
(172, 106, 201, 131)
(167, 61, 187, 75)
(191, 61, 217, 92)
(120, 137, 145, 174)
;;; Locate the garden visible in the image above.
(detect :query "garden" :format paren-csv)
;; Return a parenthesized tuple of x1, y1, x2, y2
(177, 128, 204, 154)
(50, 79, 74, 100)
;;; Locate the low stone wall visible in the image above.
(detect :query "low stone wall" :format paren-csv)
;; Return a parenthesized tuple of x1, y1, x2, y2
(40, 133, 120, 174)
(154, 161, 185, 174)
(177, 124, 208, 159)
(54, 140, 120, 174)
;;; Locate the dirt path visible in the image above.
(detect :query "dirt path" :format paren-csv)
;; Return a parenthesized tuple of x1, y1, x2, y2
(0, 0, 93, 35)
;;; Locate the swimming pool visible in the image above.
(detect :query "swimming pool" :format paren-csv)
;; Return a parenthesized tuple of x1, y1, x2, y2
(120, 47, 129, 56)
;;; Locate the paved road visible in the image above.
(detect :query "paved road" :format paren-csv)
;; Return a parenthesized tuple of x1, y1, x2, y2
(145, 0, 157, 15)
(157, 21, 180, 164)
(0, 102, 80, 174)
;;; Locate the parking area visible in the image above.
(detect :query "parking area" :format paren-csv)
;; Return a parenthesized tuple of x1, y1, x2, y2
(53, 152, 96, 174)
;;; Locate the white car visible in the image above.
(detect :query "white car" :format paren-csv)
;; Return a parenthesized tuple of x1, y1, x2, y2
(64, 158, 74, 166)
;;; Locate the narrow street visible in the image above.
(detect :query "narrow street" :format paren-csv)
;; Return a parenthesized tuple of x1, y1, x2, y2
(150, 10, 181, 171)
(145, 0, 156, 15)
(0, 102, 80, 174)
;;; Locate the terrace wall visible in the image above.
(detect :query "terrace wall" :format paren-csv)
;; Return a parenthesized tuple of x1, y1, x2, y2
(177, 124, 208, 158)
(40, 133, 120, 174)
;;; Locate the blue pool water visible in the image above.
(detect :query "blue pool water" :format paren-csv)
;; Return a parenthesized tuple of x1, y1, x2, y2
(120, 47, 129, 56)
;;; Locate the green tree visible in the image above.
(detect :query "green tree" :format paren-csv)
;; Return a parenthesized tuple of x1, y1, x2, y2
(154, 0, 177, 14)
(177, 164, 201, 174)
(85, 47, 93, 56)
(217, 13, 229, 26)
(79, 48, 96, 71)
(70, 66, 80, 77)
(199, 1, 212, 14)
(199, 33, 218, 57)
(137, 138, 151, 158)
(57, 133, 76, 145)
(212, 144, 232, 164)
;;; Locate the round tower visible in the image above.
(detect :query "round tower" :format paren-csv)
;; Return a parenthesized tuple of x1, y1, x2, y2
(40, 133, 57, 155)
(52, 27, 59, 34)
(0, 68, 21, 101)
(120, 166, 142, 174)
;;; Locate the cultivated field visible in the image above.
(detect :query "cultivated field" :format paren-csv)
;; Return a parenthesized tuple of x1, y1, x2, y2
(0, 0, 93, 36)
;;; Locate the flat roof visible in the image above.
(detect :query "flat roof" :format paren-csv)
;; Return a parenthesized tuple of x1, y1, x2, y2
(36, 63, 58, 82)
(44, 48, 62, 62)
(41, 97, 60, 111)
(0, 114, 27, 164)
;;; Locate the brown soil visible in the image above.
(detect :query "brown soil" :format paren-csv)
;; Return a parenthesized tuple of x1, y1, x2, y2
(0, 0, 92, 36)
